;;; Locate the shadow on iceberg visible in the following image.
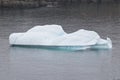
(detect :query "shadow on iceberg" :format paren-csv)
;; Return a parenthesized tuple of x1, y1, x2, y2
(9, 25, 112, 51)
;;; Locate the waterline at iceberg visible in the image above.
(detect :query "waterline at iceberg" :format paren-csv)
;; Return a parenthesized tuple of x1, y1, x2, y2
(9, 25, 112, 50)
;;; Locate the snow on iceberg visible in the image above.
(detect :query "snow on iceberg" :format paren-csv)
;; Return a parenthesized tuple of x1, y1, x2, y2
(9, 25, 112, 50)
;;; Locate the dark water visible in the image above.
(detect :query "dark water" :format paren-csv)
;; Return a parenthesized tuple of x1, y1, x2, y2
(0, 3, 120, 80)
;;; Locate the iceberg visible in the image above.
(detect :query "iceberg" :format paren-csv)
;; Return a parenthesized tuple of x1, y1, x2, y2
(9, 25, 112, 50)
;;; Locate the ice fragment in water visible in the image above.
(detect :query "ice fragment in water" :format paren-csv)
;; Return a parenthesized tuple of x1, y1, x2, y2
(9, 25, 112, 50)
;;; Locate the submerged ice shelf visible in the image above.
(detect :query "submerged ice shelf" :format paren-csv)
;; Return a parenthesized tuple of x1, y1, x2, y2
(9, 25, 112, 50)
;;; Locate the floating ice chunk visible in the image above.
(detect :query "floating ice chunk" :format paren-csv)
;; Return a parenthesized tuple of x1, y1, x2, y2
(9, 25, 112, 50)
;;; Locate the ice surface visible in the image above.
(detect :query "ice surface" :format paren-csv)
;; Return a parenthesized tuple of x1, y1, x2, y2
(9, 24, 112, 50)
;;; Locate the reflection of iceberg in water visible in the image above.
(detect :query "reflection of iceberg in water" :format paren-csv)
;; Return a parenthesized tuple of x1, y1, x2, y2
(10, 47, 113, 80)
(9, 25, 112, 50)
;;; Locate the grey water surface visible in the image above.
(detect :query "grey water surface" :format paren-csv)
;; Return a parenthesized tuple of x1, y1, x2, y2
(0, 3, 120, 80)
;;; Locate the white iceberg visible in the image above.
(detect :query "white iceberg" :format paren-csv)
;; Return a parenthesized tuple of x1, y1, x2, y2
(9, 25, 112, 50)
